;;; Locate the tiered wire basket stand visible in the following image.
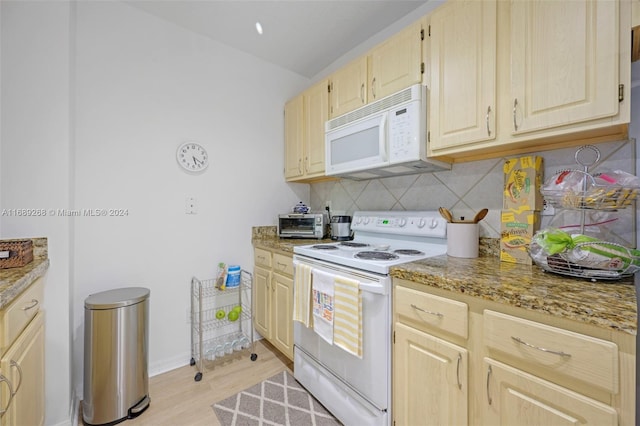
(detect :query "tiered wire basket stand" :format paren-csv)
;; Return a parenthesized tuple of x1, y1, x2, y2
(189, 270, 256, 381)
(531, 145, 639, 281)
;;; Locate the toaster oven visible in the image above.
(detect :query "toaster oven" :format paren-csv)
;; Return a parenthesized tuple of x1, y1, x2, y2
(278, 213, 328, 239)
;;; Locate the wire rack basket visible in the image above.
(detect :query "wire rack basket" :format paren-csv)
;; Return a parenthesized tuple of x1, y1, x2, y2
(189, 270, 256, 381)
(530, 240, 640, 280)
(532, 145, 639, 282)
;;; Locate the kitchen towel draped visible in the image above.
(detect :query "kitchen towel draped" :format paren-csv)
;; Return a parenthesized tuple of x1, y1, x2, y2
(333, 276, 363, 358)
(292, 262, 312, 327)
(311, 269, 335, 344)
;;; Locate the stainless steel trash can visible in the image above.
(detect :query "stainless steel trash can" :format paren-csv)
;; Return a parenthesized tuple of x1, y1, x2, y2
(82, 287, 150, 425)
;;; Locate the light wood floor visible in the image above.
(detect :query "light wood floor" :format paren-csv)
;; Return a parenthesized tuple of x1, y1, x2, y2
(80, 340, 293, 426)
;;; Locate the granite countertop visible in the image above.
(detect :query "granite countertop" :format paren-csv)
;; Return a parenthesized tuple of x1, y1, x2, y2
(391, 255, 637, 336)
(252, 226, 637, 336)
(0, 238, 49, 309)
(252, 225, 333, 253)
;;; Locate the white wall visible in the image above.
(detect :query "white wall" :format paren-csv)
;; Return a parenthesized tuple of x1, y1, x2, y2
(2, 1, 310, 424)
(72, 0, 310, 412)
(0, 1, 73, 425)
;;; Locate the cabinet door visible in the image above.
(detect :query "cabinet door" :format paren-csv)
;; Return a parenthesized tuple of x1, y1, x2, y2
(303, 79, 329, 177)
(483, 358, 617, 426)
(329, 56, 368, 118)
(394, 322, 468, 426)
(284, 94, 304, 179)
(510, 0, 619, 135)
(253, 266, 271, 340)
(271, 273, 294, 360)
(1, 312, 44, 426)
(429, 0, 497, 151)
(369, 20, 423, 101)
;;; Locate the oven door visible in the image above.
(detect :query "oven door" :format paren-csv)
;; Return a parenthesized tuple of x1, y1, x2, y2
(293, 256, 390, 421)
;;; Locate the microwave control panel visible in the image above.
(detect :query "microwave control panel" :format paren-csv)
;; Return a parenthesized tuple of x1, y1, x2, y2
(388, 100, 422, 162)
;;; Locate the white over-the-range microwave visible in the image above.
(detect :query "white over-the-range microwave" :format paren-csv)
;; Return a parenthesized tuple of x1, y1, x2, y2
(325, 84, 450, 180)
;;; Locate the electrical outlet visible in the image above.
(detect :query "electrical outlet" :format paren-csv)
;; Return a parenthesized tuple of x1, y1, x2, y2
(541, 199, 555, 216)
(185, 197, 197, 214)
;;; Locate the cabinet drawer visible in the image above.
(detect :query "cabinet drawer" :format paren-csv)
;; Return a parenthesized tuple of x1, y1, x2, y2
(272, 253, 294, 277)
(484, 310, 618, 394)
(395, 285, 468, 339)
(254, 248, 272, 268)
(0, 277, 44, 353)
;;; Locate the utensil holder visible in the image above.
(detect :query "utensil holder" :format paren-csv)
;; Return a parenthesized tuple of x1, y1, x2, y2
(447, 223, 479, 258)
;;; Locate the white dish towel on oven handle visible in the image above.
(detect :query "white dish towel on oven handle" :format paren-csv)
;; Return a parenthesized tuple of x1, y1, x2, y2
(311, 268, 335, 344)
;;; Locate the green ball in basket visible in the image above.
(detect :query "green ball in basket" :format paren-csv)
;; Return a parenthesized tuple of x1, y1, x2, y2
(227, 310, 239, 322)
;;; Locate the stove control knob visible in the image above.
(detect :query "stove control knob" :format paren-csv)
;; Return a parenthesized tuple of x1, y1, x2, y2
(354, 217, 362, 225)
(429, 218, 438, 229)
(398, 219, 407, 227)
(363, 217, 370, 225)
(417, 218, 426, 228)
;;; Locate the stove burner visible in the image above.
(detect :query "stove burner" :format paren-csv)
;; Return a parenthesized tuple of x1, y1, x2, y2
(394, 249, 425, 256)
(311, 245, 339, 250)
(355, 251, 400, 261)
(339, 242, 369, 248)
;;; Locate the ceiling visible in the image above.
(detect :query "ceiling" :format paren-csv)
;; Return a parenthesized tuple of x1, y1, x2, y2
(124, 0, 430, 78)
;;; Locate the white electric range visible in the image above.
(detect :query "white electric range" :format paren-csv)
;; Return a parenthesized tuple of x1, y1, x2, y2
(292, 211, 448, 426)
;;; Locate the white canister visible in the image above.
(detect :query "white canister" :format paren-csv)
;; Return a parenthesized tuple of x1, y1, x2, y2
(446, 223, 479, 258)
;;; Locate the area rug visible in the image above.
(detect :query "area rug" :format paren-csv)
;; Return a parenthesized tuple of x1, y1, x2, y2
(212, 370, 341, 426)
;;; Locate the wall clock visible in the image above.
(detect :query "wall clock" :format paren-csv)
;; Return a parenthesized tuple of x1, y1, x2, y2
(176, 142, 209, 172)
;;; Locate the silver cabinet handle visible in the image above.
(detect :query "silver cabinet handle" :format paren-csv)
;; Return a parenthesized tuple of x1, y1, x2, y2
(298, 158, 302, 174)
(486, 365, 493, 405)
(0, 375, 14, 417)
(371, 78, 376, 99)
(9, 361, 22, 396)
(410, 303, 443, 318)
(511, 336, 572, 358)
(513, 98, 519, 131)
(304, 156, 308, 172)
(486, 106, 492, 136)
(0, 361, 21, 418)
(276, 262, 287, 270)
(361, 83, 365, 103)
(21, 299, 38, 311)
(456, 353, 462, 390)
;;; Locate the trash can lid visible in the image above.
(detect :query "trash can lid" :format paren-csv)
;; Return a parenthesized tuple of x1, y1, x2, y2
(85, 287, 150, 310)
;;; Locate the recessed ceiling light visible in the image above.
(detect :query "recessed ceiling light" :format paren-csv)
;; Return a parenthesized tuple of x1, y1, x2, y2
(255, 22, 263, 35)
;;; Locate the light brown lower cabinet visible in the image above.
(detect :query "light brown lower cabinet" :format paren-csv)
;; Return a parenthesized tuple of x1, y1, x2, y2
(394, 322, 468, 426)
(392, 278, 635, 426)
(0, 277, 45, 426)
(253, 247, 294, 360)
(1, 312, 44, 426)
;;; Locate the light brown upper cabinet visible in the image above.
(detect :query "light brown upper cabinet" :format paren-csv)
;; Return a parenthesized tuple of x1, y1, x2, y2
(284, 79, 330, 182)
(428, 0, 631, 162)
(510, 0, 619, 135)
(368, 19, 424, 102)
(329, 19, 425, 119)
(329, 56, 368, 119)
(429, 0, 497, 151)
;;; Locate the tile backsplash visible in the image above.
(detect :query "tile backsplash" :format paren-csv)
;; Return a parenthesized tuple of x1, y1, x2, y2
(310, 139, 636, 246)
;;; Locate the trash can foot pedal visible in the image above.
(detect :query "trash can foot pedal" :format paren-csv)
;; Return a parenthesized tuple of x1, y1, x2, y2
(128, 395, 150, 418)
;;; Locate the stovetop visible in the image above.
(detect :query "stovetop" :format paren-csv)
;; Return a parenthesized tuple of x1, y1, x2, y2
(293, 211, 448, 274)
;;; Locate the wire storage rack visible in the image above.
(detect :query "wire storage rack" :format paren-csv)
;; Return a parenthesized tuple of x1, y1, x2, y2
(530, 145, 640, 281)
(190, 270, 256, 381)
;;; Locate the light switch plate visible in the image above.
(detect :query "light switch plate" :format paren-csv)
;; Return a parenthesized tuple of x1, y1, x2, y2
(186, 197, 197, 214)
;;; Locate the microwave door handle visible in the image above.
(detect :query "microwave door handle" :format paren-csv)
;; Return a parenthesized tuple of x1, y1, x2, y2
(379, 114, 387, 160)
